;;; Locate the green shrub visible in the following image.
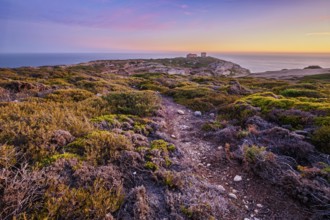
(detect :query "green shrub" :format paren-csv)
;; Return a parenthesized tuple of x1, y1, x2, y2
(66, 131, 132, 165)
(44, 178, 124, 219)
(201, 121, 223, 132)
(314, 117, 330, 126)
(103, 91, 160, 116)
(37, 152, 80, 167)
(46, 89, 94, 102)
(280, 89, 324, 98)
(243, 145, 266, 163)
(312, 126, 330, 154)
(151, 139, 175, 152)
(0, 101, 95, 163)
(144, 161, 158, 171)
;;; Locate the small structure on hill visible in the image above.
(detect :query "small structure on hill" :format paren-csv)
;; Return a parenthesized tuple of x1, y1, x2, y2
(201, 52, 207, 57)
(186, 53, 197, 58)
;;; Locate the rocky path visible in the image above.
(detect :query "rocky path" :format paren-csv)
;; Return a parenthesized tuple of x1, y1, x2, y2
(159, 96, 311, 220)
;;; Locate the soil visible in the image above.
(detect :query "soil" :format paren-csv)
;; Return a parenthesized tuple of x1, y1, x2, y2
(160, 96, 312, 220)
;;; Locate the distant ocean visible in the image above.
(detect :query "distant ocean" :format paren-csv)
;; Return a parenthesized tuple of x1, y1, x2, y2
(0, 52, 330, 73)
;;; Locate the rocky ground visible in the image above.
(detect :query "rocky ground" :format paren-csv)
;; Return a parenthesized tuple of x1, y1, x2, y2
(156, 97, 312, 220)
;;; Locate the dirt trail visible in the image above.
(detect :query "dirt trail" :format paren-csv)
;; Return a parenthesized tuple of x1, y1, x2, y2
(160, 96, 311, 220)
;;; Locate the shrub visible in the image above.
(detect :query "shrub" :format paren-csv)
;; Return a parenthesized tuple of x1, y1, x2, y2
(144, 161, 158, 171)
(66, 131, 132, 165)
(37, 152, 80, 167)
(0, 101, 95, 163)
(46, 89, 94, 102)
(151, 139, 175, 152)
(243, 145, 266, 163)
(314, 117, 330, 126)
(156, 171, 183, 189)
(280, 89, 324, 98)
(312, 126, 330, 154)
(267, 109, 313, 130)
(103, 91, 160, 117)
(0, 145, 17, 168)
(44, 178, 124, 219)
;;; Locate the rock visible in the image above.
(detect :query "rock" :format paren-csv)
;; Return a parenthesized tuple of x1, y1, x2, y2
(234, 175, 242, 182)
(96, 93, 102, 97)
(228, 193, 237, 199)
(206, 163, 211, 167)
(51, 130, 74, 147)
(256, 204, 263, 208)
(217, 185, 226, 192)
(194, 111, 202, 117)
(171, 134, 176, 139)
(232, 189, 238, 193)
(209, 113, 215, 117)
(177, 110, 185, 115)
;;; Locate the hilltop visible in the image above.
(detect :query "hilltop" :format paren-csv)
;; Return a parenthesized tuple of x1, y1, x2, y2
(0, 57, 329, 219)
(76, 56, 250, 77)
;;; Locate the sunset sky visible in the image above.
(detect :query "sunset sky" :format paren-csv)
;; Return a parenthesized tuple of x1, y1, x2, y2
(1, 0, 329, 53)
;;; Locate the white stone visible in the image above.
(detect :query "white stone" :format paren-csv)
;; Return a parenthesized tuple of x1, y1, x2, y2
(217, 185, 226, 192)
(206, 163, 211, 167)
(171, 135, 176, 138)
(194, 111, 202, 117)
(256, 204, 263, 208)
(177, 110, 185, 115)
(232, 189, 238, 194)
(228, 193, 237, 199)
(133, 172, 137, 175)
(234, 175, 242, 182)
(210, 113, 215, 117)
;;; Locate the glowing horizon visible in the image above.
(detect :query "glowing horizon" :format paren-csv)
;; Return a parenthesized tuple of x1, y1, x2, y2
(1, 0, 329, 53)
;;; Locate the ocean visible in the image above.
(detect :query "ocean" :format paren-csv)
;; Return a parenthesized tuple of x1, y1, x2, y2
(0, 52, 329, 73)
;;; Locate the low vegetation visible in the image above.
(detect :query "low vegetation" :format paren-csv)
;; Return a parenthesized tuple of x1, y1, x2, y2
(0, 60, 329, 219)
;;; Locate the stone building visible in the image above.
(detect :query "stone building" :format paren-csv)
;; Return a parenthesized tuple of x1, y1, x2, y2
(186, 53, 197, 58)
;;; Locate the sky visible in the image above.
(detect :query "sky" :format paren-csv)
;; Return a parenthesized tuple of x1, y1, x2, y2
(0, 0, 330, 53)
